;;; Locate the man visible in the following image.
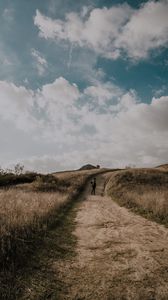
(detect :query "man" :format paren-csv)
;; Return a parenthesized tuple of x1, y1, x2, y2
(91, 177, 96, 195)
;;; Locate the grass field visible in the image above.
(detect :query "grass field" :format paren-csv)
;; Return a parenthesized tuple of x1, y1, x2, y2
(106, 168, 168, 226)
(0, 168, 105, 299)
(1, 165, 168, 299)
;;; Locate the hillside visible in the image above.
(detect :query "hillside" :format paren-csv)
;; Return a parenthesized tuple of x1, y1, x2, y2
(156, 163, 168, 170)
(106, 168, 168, 225)
(1, 166, 168, 299)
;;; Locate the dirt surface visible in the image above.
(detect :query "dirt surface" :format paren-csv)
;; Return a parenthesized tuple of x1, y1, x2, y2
(53, 173, 168, 300)
(20, 172, 168, 300)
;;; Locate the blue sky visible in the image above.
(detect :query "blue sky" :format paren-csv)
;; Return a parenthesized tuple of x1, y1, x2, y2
(0, 0, 168, 172)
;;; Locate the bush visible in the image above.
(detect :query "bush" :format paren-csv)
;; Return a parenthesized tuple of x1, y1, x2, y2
(0, 173, 37, 187)
(32, 174, 70, 192)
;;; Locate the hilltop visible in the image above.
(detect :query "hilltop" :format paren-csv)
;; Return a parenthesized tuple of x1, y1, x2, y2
(79, 164, 100, 170)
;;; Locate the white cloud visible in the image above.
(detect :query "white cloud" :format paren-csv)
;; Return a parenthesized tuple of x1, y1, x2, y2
(83, 83, 137, 113)
(34, 9, 64, 40)
(34, 5, 132, 59)
(118, 0, 168, 59)
(31, 48, 48, 76)
(0, 81, 37, 131)
(34, 1, 168, 60)
(0, 77, 80, 136)
(84, 82, 122, 105)
(41, 77, 80, 105)
(153, 85, 167, 97)
(0, 77, 168, 171)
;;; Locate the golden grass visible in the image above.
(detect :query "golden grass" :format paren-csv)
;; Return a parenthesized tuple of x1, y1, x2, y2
(124, 190, 168, 217)
(106, 168, 168, 225)
(0, 168, 110, 300)
(0, 190, 66, 232)
(0, 190, 67, 269)
(0, 169, 104, 270)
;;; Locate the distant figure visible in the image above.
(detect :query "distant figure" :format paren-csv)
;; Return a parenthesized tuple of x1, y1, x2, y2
(91, 177, 96, 195)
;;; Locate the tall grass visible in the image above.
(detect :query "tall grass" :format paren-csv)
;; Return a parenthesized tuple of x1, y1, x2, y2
(122, 190, 168, 224)
(0, 168, 108, 299)
(0, 169, 104, 275)
(106, 169, 168, 226)
(0, 190, 67, 267)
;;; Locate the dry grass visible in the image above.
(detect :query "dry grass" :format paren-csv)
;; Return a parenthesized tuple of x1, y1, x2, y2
(156, 163, 168, 171)
(0, 169, 104, 270)
(124, 190, 168, 220)
(0, 190, 66, 229)
(0, 190, 67, 269)
(0, 168, 107, 299)
(106, 168, 168, 225)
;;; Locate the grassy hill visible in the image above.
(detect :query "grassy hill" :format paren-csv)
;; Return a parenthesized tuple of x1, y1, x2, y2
(156, 163, 168, 170)
(106, 167, 168, 226)
(1, 165, 168, 299)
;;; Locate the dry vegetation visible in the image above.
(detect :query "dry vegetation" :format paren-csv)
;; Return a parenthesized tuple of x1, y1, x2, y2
(0, 168, 104, 299)
(106, 168, 168, 226)
(0, 190, 67, 266)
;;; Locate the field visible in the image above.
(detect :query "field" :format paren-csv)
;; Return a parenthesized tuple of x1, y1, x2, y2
(1, 166, 168, 299)
(18, 170, 168, 300)
(0, 168, 105, 299)
(106, 167, 168, 226)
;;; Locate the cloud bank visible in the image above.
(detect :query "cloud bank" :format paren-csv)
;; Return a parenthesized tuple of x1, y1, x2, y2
(0, 77, 168, 171)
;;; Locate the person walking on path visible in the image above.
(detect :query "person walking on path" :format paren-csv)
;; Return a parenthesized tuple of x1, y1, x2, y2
(91, 177, 96, 195)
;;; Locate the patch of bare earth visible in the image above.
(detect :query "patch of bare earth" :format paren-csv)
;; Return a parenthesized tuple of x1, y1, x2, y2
(53, 173, 168, 300)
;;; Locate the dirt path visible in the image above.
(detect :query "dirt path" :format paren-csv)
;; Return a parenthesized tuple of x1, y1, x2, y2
(53, 173, 168, 300)
(20, 172, 168, 300)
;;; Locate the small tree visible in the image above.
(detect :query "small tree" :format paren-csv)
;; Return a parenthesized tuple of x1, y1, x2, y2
(14, 163, 24, 175)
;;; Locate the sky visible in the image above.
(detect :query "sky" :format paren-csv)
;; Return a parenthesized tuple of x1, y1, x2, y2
(0, 0, 168, 172)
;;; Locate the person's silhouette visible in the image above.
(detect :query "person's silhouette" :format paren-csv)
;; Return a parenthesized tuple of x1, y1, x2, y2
(91, 177, 96, 195)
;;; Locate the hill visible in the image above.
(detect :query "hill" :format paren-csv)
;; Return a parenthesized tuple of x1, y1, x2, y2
(106, 167, 168, 225)
(79, 164, 98, 170)
(156, 163, 168, 170)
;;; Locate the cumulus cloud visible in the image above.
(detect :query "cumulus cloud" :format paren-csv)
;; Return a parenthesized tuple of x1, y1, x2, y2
(0, 81, 37, 130)
(118, 0, 168, 59)
(34, 1, 168, 60)
(0, 77, 168, 171)
(34, 4, 132, 59)
(31, 48, 48, 76)
(41, 76, 80, 105)
(0, 77, 80, 136)
(84, 82, 122, 106)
